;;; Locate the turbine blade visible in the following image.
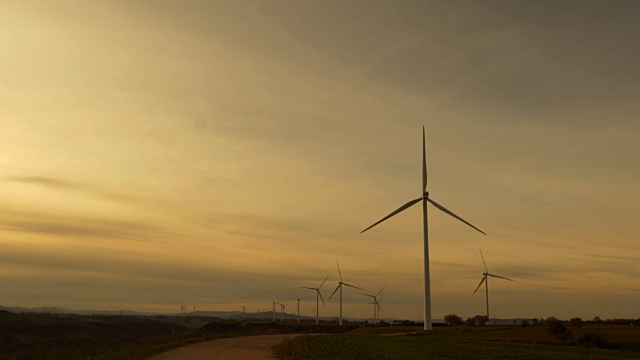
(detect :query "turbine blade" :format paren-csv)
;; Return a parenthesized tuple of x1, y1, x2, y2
(376, 286, 386, 297)
(362, 293, 374, 298)
(377, 303, 384, 312)
(361, 197, 422, 233)
(473, 276, 486, 295)
(329, 284, 341, 300)
(270, 296, 274, 302)
(488, 273, 514, 281)
(319, 291, 326, 307)
(301, 296, 309, 300)
(301, 287, 316, 290)
(319, 274, 330, 289)
(343, 283, 362, 290)
(336, 261, 343, 282)
(291, 290, 299, 299)
(479, 248, 488, 273)
(427, 198, 487, 235)
(423, 126, 427, 192)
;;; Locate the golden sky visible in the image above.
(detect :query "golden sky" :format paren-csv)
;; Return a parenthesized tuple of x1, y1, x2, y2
(1, 0, 639, 321)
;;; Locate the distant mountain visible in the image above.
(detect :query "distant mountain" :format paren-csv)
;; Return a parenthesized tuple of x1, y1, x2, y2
(0, 305, 424, 323)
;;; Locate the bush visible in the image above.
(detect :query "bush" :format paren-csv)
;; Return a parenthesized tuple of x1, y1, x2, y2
(547, 319, 572, 344)
(444, 314, 464, 327)
(569, 317, 583, 328)
(577, 333, 608, 349)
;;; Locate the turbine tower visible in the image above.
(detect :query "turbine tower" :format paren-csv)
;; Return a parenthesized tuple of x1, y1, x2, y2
(362, 127, 486, 331)
(362, 286, 385, 325)
(473, 248, 513, 324)
(291, 291, 308, 323)
(302, 274, 329, 324)
(329, 261, 361, 325)
(240, 306, 246, 320)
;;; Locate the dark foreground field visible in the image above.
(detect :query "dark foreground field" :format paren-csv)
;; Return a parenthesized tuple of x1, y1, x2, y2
(3, 310, 640, 360)
(0, 310, 354, 360)
(274, 325, 640, 359)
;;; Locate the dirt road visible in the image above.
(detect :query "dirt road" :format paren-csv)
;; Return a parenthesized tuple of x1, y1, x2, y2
(150, 334, 299, 360)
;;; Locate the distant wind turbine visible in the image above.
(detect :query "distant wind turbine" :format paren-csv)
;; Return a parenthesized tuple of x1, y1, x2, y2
(269, 296, 281, 323)
(329, 261, 361, 325)
(302, 274, 329, 324)
(278, 302, 286, 322)
(473, 248, 513, 324)
(240, 306, 246, 320)
(291, 291, 309, 323)
(362, 127, 486, 331)
(362, 286, 385, 325)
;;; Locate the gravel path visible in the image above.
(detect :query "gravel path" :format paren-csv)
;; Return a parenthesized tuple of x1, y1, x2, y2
(149, 334, 299, 360)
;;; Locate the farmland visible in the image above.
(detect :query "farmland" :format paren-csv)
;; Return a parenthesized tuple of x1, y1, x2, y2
(3, 309, 640, 360)
(274, 324, 640, 359)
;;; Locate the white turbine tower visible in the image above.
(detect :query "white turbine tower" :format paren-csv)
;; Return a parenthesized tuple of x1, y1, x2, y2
(302, 274, 329, 324)
(362, 286, 385, 325)
(328, 261, 361, 325)
(291, 291, 309, 323)
(362, 127, 486, 331)
(473, 248, 513, 324)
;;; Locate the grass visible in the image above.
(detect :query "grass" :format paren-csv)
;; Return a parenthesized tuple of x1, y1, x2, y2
(273, 326, 640, 360)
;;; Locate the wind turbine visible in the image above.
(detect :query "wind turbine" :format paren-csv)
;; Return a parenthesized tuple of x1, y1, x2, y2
(362, 286, 385, 325)
(240, 306, 246, 320)
(292, 291, 309, 323)
(269, 297, 281, 323)
(473, 248, 513, 324)
(278, 302, 286, 322)
(361, 127, 486, 331)
(302, 274, 329, 324)
(329, 261, 361, 325)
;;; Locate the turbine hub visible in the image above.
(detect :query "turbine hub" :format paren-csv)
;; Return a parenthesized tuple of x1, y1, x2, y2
(423, 191, 429, 198)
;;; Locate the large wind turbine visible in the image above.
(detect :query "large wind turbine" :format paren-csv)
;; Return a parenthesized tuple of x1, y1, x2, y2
(473, 248, 513, 324)
(291, 291, 309, 323)
(302, 275, 329, 324)
(362, 286, 385, 325)
(328, 261, 361, 325)
(361, 127, 486, 331)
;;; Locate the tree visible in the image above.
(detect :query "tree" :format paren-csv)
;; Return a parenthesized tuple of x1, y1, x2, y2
(570, 317, 583, 328)
(473, 315, 488, 326)
(520, 318, 530, 327)
(464, 315, 487, 326)
(547, 318, 572, 344)
(444, 314, 464, 326)
(592, 316, 602, 323)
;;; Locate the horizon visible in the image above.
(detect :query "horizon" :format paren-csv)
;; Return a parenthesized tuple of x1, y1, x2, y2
(1, 1, 639, 322)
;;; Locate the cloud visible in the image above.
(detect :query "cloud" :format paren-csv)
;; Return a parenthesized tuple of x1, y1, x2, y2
(6, 176, 133, 203)
(0, 208, 166, 242)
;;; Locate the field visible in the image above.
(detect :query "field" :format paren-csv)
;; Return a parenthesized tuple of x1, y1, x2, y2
(3, 310, 640, 360)
(0, 310, 355, 360)
(0, 310, 217, 360)
(274, 325, 640, 359)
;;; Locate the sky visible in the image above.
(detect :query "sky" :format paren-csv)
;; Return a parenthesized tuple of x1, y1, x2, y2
(1, 0, 639, 322)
